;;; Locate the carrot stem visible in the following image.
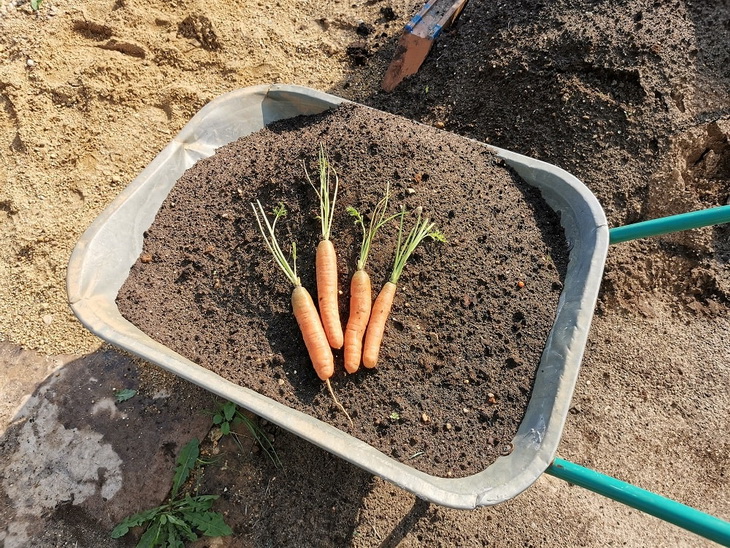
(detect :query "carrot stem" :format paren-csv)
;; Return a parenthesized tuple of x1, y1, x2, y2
(304, 144, 338, 241)
(251, 201, 299, 286)
(347, 182, 400, 271)
(390, 206, 445, 284)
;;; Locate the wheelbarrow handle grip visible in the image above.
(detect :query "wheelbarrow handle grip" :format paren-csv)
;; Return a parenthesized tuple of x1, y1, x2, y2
(609, 204, 730, 244)
(546, 458, 730, 545)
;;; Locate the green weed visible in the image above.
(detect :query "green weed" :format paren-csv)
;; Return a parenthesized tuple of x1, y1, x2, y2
(212, 400, 282, 469)
(114, 388, 137, 403)
(111, 438, 232, 546)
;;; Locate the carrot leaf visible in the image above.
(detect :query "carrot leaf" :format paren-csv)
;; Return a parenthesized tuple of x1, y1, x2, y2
(251, 200, 300, 287)
(390, 206, 444, 284)
(349, 183, 399, 271)
(304, 144, 338, 241)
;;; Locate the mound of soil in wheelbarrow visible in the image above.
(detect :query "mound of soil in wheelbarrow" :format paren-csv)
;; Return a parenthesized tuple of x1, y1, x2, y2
(117, 102, 569, 478)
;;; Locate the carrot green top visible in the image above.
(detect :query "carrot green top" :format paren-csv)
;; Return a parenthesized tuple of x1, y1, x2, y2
(305, 144, 338, 241)
(390, 206, 445, 285)
(347, 183, 399, 272)
(251, 200, 301, 287)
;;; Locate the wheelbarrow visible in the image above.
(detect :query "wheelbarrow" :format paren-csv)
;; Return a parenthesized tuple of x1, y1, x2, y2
(66, 85, 730, 545)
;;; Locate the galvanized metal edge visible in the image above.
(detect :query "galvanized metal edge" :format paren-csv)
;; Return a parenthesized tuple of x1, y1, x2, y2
(67, 84, 609, 509)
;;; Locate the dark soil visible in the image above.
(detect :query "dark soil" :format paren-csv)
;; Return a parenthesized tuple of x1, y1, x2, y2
(117, 102, 568, 478)
(344, 0, 730, 319)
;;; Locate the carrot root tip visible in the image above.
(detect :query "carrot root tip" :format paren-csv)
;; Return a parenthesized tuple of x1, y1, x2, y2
(326, 379, 353, 428)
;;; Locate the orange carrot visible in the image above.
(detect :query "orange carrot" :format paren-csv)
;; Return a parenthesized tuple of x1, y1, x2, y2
(344, 184, 397, 373)
(251, 200, 350, 424)
(362, 280, 396, 369)
(292, 284, 334, 380)
(305, 146, 343, 349)
(344, 269, 372, 373)
(362, 207, 445, 369)
(316, 239, 343, 349)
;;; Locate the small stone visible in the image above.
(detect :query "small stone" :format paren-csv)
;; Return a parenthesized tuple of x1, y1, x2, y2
(140, 253, 153, 263)
(421, 412, 430, 423)
(434, 121, 445, 129)
(26, 59, 35, 67)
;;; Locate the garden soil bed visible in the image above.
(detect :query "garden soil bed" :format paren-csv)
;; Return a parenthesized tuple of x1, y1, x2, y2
(117, 102, 569, 478)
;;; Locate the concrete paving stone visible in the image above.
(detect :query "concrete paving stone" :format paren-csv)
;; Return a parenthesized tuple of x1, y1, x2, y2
(0, 345, 216, 547)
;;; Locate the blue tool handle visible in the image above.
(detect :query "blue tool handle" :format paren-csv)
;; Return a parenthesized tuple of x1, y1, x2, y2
(405, 1, 433, 32)
(609, 204, 730, 244)
(546, 458, 730, 545)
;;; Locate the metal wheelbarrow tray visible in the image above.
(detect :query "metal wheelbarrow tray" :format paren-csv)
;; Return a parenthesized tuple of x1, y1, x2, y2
(67, 84, 609, 509)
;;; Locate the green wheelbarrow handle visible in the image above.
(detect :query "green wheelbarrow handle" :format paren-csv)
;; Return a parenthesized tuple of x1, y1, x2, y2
(609, 204, 730, 244)
(547, 458, 730, 545)
(559, 204, 730, 543)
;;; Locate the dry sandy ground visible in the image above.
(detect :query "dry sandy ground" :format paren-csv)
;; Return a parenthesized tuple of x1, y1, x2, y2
(0, 0, 728, 546)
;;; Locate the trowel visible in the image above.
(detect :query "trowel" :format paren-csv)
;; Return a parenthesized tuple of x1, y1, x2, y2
(381, 0, 470, 92)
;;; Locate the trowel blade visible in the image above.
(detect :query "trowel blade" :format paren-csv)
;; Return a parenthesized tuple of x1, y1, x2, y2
(381, 33, 434, 92)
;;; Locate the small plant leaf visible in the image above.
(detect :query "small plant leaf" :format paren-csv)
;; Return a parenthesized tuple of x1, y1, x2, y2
(429, 230, 447, 242)
(273, 202, 287, 218)
(166, 515, 197, 541)
(181, 510, 233, 537)
(111, 507, 162, 538)
(111, 441, 233, 544)
(178, 494, 217, 513)
(220, 421, 231, 436)
(110, 523, 130, 539)
(238, 415, 282, 469)
(138, 517, 165, 547)
(30, 0, 42, 10)
(164, 521, 185, 548)
(114, 388, 137, 403)
(222, 401, 236, 422)
(171, 439, 199, 498)
(347, 205, 364, 225)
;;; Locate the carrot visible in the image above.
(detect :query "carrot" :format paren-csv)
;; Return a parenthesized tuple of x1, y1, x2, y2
(305, 146, 343, 349)
(362, 206, 445, 369)
(361, 279, 397, 369)
(291, 284, 333, 381)
(251, 200, 351, 425)
(344, 269, 371, 373)
(344, 184, 399, 373)
(315, 239, 341, 348)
